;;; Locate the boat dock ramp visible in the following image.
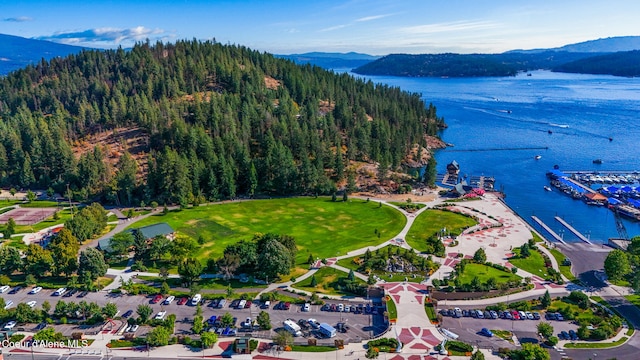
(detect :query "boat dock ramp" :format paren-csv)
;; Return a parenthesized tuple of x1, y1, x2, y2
(531, 216, 566, 244)
(554, 216, 592, 244)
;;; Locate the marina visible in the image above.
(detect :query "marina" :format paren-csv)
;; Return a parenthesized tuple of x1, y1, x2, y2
(531, 216, 566, 244)
(554, 216, 592, 244)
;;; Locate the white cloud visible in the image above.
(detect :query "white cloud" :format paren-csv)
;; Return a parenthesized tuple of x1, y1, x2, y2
(319, 24, 349, 32)
(36, 26, 169, 47)
(400, 20, 501, 35)
(355, 14, 390, 22)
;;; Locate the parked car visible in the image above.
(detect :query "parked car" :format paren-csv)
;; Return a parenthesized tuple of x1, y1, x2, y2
(245, 300, 252, 308)
(0, 285, 10, 293)
(29, 286, 43, 294)
(454, 308, 462, 318)
(261, 301, 271, 309)
(53, 287, 67, 296)
(525, 311, 534, 320)
(483, 311, 491, 319)
(237, 300, 246, 309)
(151, 294, 163, 304)
(4, 301, 14, 310)
(518, 311, 527, 320)
(462, 310, 470, 317)
(345, 305, 351, 313)
(129, 324, 139, 332)
(154, 311, 167, 320)
(511, 311, 520, 320)
(164, 296, 175, 305)
(3, 321, 17, 330)
(63, 289, 78, 298)
(480, 328, 493, 337)
(177, 297, 188, 305)
(190, 294, 202, 306)
(321, 304, 330, 311)
(504, 311, 513, 320)
(77, 291, 89, 298)
(308, 318, 320, 329)
(545, 312, 556, 320)
(555, 312, 565, 321)
(284, 302, 291, 310)
(209, 299, 219, 308)
(302, 303, 310, 312)
(330, 304, 337, 312)
(122, 310, 133, 318)
(9, 286, 22, 294)
(490, 310, 498, 319)
(217, 299, 226, 308)
(476, 310, 484, 319)
(559, 331, 569, 340)
(569, 330, 578, 340)
(27, 301, 37, 308)
(533, 312, 541, 320)
(338, 303, 344, 312)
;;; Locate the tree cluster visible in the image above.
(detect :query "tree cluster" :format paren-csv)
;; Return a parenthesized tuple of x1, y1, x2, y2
(219, 233, 296, 281)
(604, 236, 640, 287)
(0, 228, 107, 286)
(0, 40, 443, 204)
(64, 203, 108, 242)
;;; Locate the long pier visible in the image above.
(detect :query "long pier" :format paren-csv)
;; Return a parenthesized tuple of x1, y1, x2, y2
(554, 217, 592, 244)
(531, 216, 566, 244)
(563, 178, 596, 194)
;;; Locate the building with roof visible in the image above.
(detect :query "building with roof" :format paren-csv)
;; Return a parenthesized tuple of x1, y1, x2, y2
(97, 222, 174, 253)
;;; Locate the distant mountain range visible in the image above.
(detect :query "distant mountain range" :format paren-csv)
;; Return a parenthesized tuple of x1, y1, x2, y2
(2, 33, 640, 78)
(276, 52, 380, 69)
(354, 36, 640, 78)
(0, 33, 87, 75)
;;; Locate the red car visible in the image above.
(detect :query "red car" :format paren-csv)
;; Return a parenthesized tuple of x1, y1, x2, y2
(511, 310, 520, 320)
(284, 302, 291, 310)
(151, 294, 163, 304)
(245, 300, 252, 308)
(177, 297, 188, 305)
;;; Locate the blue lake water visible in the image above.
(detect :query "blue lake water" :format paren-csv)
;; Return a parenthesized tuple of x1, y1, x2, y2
(350, 70, 640, 243)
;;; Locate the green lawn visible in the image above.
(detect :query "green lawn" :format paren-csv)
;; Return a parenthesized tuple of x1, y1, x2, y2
(290, 345, 336, 352)
(457, 263, 520, 285)
(385, 296, 397, 320)
(405, 209, 476, 252)
(548, 300, 598, 323)
(509, 248, 549, 277)
(546, 246, 577, 282)
(128, 197, 406, 264)
(624, 294, 640, 309)
(292, 266, 365, 296)
(564, 337, 628, 349)
(425, 302, 437, 322)
(492, 330, 513, 343)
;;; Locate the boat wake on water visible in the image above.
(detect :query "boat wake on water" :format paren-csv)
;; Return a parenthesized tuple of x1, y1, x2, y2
(549, 123, 570, 128)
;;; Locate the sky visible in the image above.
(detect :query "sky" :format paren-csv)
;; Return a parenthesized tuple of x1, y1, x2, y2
(1, 0, 639, 55)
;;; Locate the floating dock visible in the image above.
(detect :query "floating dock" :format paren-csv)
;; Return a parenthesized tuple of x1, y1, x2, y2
(531, 216, 566, 244)
(554, 216, 592, 244)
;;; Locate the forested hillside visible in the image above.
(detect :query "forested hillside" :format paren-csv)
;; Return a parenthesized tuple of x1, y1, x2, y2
(552, 50, 640, 77)
(0, 40, 444, 206)
(353, 51, 604, 77)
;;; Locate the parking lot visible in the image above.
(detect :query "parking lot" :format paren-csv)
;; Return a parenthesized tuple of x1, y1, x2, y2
(1, 286, 386, 344)
(438, 307, 580, 349)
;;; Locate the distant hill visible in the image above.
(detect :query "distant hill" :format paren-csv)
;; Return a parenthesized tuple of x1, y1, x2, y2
(354, 36, 640, 78)
(0, 33, 88, 75)
(277, 52, 379, 69)
(553, 50, 640, 77)
(353, 51, 600, 78)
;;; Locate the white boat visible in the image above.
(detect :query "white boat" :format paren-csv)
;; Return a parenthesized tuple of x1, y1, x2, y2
(544, 186, 552, 192)
(535, 155, 542, 160)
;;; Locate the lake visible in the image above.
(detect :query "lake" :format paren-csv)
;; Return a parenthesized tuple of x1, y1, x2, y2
(350, 70, 640, 243)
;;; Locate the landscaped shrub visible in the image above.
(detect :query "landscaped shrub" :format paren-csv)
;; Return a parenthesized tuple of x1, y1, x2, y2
(445, 340, 473, 353)
(368, 338, 399, 349)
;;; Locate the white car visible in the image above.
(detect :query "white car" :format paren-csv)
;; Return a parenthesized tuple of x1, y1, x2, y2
(0, 285, 10, 293)
(191, 294, 202, 306)
(27, 301, 37, 308)
(53, 287, 67, 296)
(129, 324, 139, 332)
(302, 303, 310, 312)
(3, 321, 17, 330)
(4, 300, 14, 310)
(154, 311, 167, 320)
(164, 296, 175, 305)
(29, 286, 43, 294)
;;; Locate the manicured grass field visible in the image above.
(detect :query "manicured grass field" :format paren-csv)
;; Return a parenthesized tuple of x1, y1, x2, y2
(546, 246, 577, 282)
(385, 297, 397, 320)
(129, 197, 406, 265)
(509, 248, 549, 277)
(457, 263, 520, 285)
(405, 209, 476, 252)
(292, 266, 365, 296)
(290, 345, 336, 352)
(138, 275, 267, 290)
(564, 337, 628, 349)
